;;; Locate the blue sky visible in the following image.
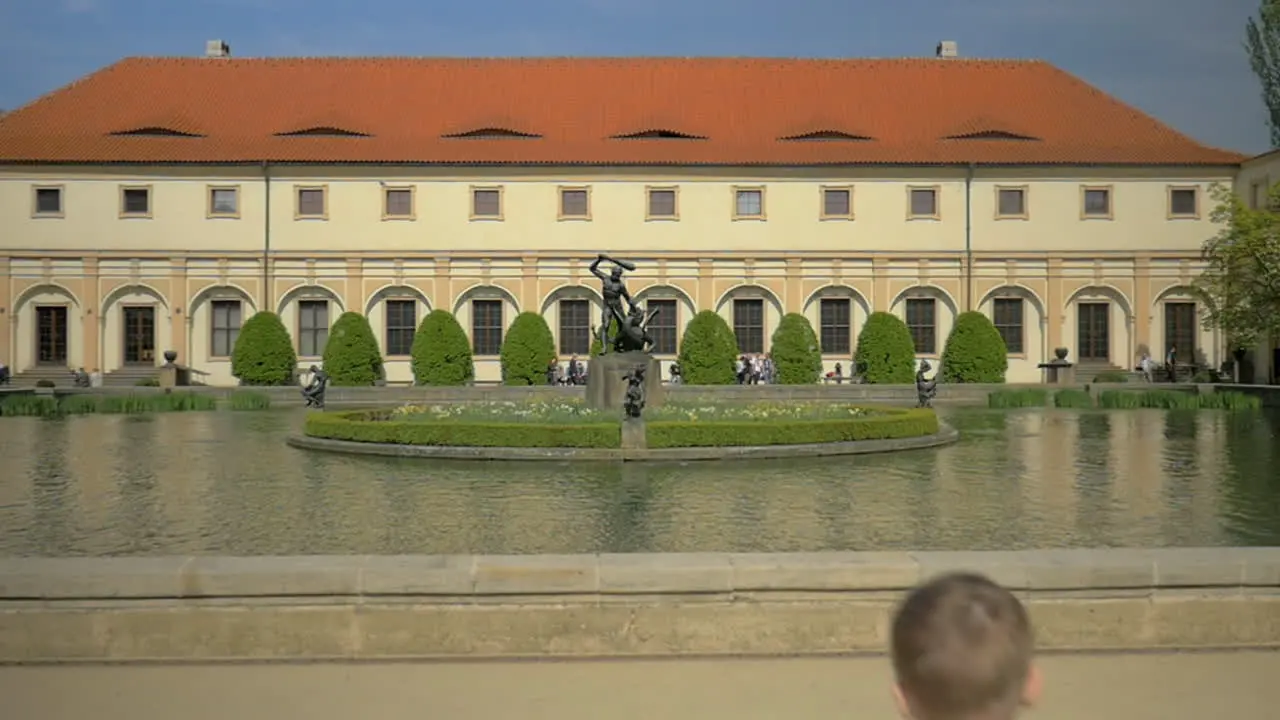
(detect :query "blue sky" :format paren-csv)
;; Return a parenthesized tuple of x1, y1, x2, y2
(0, 0, 1269, 154)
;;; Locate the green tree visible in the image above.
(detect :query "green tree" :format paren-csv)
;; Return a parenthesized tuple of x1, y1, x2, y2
(410, 309, 474, 386)
(676, 310, 739, 384)
(321, 311, 383, 386)
(1247, 0, 1280, 148)
(231, 311, 298, 386)
(588, 316, 620, 356)
(770, 312, 822, 384)
(1196, 183, 1280, 350)
(853, 311, 916, 384)
(940, 311, 1008, 383)
(500, 312, 556, 385)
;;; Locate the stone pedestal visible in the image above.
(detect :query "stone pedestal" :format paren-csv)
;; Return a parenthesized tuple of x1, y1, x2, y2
(585, 351, 665, 412)
(1039, 363, 1075, 385)
(620, 418, 646, 450)
(158, 365, 177, 388)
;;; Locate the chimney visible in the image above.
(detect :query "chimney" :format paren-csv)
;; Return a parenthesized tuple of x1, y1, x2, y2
(205, 40, 231, 58)
(936, 41, 958, 58)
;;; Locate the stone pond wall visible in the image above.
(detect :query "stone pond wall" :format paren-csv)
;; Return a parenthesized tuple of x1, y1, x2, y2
(2, 548, 1277, 662)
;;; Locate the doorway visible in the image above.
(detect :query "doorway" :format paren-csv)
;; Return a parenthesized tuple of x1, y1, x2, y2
(1077, 303, 1110, 362)
(36, 306, 69, 365)
(123, 306, 156, 365)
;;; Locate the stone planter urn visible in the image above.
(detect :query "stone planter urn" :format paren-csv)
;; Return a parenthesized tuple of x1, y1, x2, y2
(1053, 347, 1069, 362)
(163, 350, 178, 366)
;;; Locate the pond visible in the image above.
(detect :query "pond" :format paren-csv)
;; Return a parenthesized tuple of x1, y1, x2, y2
(0, 407, 1277, 556)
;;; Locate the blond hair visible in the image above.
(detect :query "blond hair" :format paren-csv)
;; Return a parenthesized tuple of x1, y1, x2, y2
(890, 572, 1034, 720)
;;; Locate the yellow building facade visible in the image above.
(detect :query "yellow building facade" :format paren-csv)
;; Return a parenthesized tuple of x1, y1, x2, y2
(0, 55, 1255, 385)
(0, 164, 1235, 384)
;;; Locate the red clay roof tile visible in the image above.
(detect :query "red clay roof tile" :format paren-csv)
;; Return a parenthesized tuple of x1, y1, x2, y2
(0, 56, 1247, 166)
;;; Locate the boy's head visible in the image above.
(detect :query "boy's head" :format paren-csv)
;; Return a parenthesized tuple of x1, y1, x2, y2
(890, 572, 1039, 720)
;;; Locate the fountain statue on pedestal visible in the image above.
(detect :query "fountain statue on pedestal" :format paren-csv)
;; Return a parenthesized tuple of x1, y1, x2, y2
(584, 254, 666, 417)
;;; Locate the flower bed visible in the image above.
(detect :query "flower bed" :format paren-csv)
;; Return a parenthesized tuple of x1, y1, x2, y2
(303, 401, 940, 449)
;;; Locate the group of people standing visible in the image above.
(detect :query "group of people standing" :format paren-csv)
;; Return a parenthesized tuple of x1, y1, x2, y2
(735, 353, 774, 385)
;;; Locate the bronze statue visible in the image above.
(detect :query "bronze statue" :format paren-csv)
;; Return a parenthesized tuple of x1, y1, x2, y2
(613, 304, 660, 354)
(916, 360, 937, 409)
(622, 364, 647, 418)
(302, 364, 329, 409)
(590, 253, 637, 355)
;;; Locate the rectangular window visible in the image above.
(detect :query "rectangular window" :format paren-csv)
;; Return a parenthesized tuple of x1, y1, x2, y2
(33, 186, 63, 216)
(1168, 187, 1199, 218)
(558, 187, 590, 219)
(992, 298, 1024, 354)
(995, 186, 1027, 219)
(471, 187, 503, 219)
(1082, 186, 1112, 218)
(647, 299, 678, 354)
(819, 298, 852, 354)
(557, 299, 591, 355)
(384, 299, 416, 356)
(1251, 181, 1268, 210)
(821, 186, 853, 219)
(733, 299, 764, 354)
(383, 187, 414, 219)
(209, 300, 242, 358)
(296, 186, 326, 218)
(120, 186, 151, 217)
(471, 299, 504, 355)
(1164, 302, 1197, 360)
(733, 187, 765, 220)
(297, 300, 329, 357)
(905, 298, 937, 355)
(646, 187, 678, 219)
(208, 186, 239, 218)
(908, 187, 938, 218)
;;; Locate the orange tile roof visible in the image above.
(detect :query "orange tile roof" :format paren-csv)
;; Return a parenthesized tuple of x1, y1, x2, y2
(0, 57, 1248, 166)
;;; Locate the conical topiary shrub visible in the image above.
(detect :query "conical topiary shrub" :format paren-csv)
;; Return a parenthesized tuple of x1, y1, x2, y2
(231, 311, 298, 386)
(500, 312, 556, 386)
(410, 309, 474, 386)
(941, 311, 1009, 383)
(321, 311, 383, 386)
(853, 311, 916, 384)
(676, 310, 739, 384)
(771, 312, 823, 384)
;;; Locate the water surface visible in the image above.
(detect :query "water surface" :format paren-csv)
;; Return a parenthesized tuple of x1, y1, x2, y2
(0, 408, 1277, 556)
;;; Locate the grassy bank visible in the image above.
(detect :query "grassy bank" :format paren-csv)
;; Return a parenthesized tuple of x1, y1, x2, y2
(0, 391, 272, 417)
(987, 388, 1260, 411)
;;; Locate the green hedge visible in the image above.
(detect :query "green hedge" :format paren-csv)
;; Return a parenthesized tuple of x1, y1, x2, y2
(500, 312, 557, 385)
(645, 407, 939, 448)
(322, 311, 384, 386)
(770, 312, 822, 384)
(1093, 371, 1128, 383)
(853, 311, 916, 384)
(985, 389, 1260, 411)
(305, 411, 620, 448)
(304, 406, 939, 449)
(941, 311, 1008, 383)
(0, 392, 221, 416)
(411, 309, 474, 386)
(677, 310, 739, 384)
(232, 311, 298, 386)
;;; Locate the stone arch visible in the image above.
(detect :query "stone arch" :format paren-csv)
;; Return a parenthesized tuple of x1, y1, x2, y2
(10, 283, 84, 372)
(1152, 283, 1215, 313)
(101, 283, 170, 314)
(714, 284, 784, 354)
(539, 283, 602, 314)
(363, 283, 432, 315)
(1063, 284, 1132, 317)
(99, 283, 172, 373)
(714, 283, 784, 314)
(540, 284, 603, 356)
(802, 284, 872, 316)
(275, 283, 346, 316)
(632, 284, 699, 356)
(1150, 284, 1218, 368)
(452, 283, 521, 316)
(977, 283, 1047, 319)
(188, 283, 257, 316)
(633, 283, 697, 313)
(801, 284, 872, 358)
(889, 284, 960, 317)
(13, 282, 81, 312)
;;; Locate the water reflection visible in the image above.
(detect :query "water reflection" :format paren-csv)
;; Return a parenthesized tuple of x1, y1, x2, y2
(0, 407, 1278, 557)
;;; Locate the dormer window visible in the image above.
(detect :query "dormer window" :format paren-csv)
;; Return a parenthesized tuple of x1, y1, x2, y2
(611, 129, 707, 140)
(778, 130, 873, 141)
(276, 126, 369, 137)
(944, 129, 1039, 141)
(442, 127, 541, 139)
(110, 126, 204, 137)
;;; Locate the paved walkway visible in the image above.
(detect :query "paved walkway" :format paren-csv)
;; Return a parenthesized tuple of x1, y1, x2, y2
(2, 651, 1277, 720)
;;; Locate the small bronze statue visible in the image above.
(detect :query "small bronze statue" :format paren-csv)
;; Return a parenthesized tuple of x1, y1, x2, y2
(613, 304, 660, 354)
(590, 253, 637, 355)
(622, 364, 647, 418)
(916, 360, 937, 409)
(301, 364, 329, 409)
